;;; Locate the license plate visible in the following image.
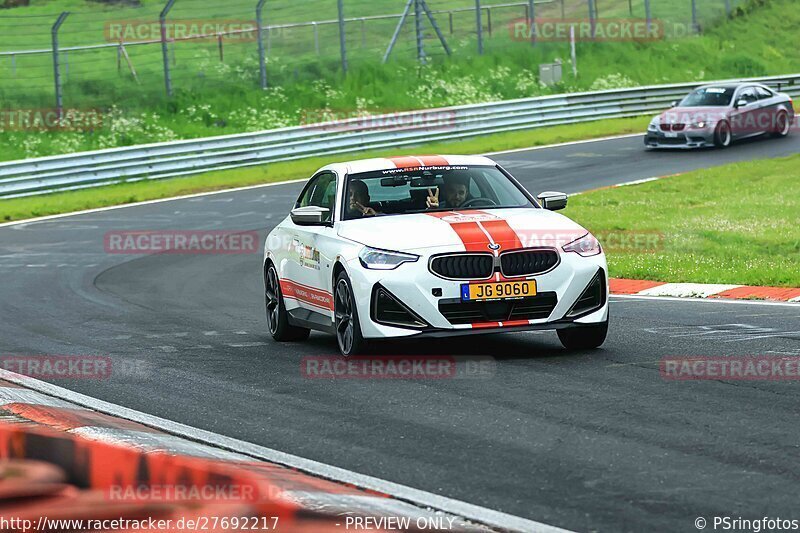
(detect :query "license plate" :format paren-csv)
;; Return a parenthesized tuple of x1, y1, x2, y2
(665, 131, 678, 138)
(461, 280, 537, 302)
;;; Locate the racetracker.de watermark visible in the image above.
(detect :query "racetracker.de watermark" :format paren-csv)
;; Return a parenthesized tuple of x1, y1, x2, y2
(104, 230, 259, 255)
(301, 355, 496, 380)
(300, 109, 457, 132)
(509, 18, 689, 41)
(0, 355, 111, 380)
(0, 109, 105, 132)
(104, 19, 257, 43)
(661, 356, 800, 381)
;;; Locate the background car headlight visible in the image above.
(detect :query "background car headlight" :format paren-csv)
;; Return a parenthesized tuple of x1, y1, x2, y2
(562, 233, 602, 257)
(690, 121, 707, 128)
(647, 119, 659, 131)
(359, 246, 419, 270)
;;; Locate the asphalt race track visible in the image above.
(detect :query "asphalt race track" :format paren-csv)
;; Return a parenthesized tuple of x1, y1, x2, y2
(1, 134, 799, 532)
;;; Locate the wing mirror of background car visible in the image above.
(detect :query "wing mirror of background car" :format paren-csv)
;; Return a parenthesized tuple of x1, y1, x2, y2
(537, 191, 568, 211)
(291, 206, 330, 226)
(735, 99, 749, 108)
(671, 100, 679, 107)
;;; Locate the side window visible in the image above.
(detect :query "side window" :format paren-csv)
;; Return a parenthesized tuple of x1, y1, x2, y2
(295, 172, 337, 221)
(739, 87, 758, 105)
(755, 86, 773, 100)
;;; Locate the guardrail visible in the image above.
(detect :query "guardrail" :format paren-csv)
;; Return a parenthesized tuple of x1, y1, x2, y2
(1, 73, 798, 198)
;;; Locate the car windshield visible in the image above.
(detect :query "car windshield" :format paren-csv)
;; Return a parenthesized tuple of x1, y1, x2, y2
(343, 165, 534, 220)
(679, 87, 735, 107)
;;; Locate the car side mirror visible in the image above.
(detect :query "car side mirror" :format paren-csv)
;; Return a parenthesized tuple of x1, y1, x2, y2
(735, 99, 748, 109)
(291, 206, 330, 226)
(537, 191, 568, 211)
(671, 100, 679, 108)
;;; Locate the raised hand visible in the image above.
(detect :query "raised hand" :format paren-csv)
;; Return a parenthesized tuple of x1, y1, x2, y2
(426, 187, 440, 208)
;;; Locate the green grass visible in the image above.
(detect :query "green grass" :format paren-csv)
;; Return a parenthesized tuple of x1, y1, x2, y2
(0, 115, 647, 222)
(0, 0, 792, 161)
(563, 153, 800, 287)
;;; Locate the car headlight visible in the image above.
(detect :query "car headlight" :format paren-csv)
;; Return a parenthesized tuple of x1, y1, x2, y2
(358, 246, 419, 270)
(690, 121, 707, 128)
(562, 233, 602, 257)
(647, 119, 659, 131)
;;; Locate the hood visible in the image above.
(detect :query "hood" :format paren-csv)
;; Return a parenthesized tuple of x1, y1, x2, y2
(337, 208, 588, 253)
(657, 107, 729, 125)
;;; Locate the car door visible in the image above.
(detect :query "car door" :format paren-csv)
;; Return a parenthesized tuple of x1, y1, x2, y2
(281, 171, 338, 318)
(730, 86, 759, 138)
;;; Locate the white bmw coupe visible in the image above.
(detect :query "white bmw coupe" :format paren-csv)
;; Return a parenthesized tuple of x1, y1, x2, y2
(264, 155, 609, 356)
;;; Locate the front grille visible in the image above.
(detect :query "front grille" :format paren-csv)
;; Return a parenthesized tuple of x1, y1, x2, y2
(500, 249, 559, 277)
(658, 136, 686, 145)
(660, 123, 685, 132)
(438, 293, 558, 325)
(430, 254, 493, 280)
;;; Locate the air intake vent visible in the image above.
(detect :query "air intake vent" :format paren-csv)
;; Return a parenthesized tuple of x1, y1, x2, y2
(566, 269, 606, 318)
(500, 249, 559, 277)
(372, 286, 428, 329)
(430, 254, 494, 280)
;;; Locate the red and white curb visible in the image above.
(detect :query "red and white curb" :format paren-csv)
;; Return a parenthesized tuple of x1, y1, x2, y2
(0, 371, 570, 533)
(610, 278, 800, 303)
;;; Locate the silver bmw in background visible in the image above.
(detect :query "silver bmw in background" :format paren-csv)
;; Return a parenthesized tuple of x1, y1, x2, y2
(645, 82, 794, 149)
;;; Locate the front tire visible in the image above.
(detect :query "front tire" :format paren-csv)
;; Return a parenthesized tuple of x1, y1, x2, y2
(558, 320, 608, 350)
(265, 263, 310, 342)
(713, 120, 732, 148)
(334, 271, 366, 356)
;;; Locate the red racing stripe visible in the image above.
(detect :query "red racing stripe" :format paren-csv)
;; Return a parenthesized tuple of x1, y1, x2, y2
(417, 155, 449, 166)
(387, 156, 422, 169)
(280, 280, 334, 311)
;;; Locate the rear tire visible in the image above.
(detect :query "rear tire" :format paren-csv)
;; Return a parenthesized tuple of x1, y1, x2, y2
(713, 120, 732, 148)
(334, 271, 367, 356)
(265, 263, 310, 342)
(558, 320, 609, 350)
(773, 110, 791, 138)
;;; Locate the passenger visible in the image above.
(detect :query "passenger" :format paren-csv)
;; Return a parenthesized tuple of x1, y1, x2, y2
(348, 180, 378, 217)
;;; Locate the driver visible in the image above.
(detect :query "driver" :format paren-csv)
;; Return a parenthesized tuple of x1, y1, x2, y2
(347, 180, 378, 217)
(426, 173, 470, 209)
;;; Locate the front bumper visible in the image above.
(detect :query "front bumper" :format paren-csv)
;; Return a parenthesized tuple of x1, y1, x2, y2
(644, 128, 715, 149)
(345, 248, 609, 339)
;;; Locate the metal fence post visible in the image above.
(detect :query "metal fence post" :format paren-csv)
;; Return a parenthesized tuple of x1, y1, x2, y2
(588, 0, 596, 38)
(724, 0, 732, 16)
(160, 0, 177, 97)
(337, 0, 348, 73)
(51, 11, 69, 119)
(312, 21, 319, 55)
(486, 6, 492, 36)
(691, 0, 698, 33)
(256, 0, 267, 89)
(645, 0, 652, 34)
(528, 0, 535, 45)
(414, 0, 425, 63)
(475, 0, 483, 54)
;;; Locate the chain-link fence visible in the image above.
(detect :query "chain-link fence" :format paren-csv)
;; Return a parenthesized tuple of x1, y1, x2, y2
(0, 0, 747, 114)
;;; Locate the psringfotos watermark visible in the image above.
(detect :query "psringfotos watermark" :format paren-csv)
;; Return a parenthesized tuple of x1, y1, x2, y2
(0, 108, 105, 132)
(301, 355, 496, 380)
(661, 356, 800, 381)
(301, 109, 457, 132)
(509, 18, 689, 41)
(694, 516, 800, 531)
(104, 230, 259, 255)
(104, 19, 258, 43)
(0, 355, 111, 380)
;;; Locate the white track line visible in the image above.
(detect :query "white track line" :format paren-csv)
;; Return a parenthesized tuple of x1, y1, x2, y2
(611, 295, 800, 308)
(0, 134, 644, 230)
(0, 368, 572, 533)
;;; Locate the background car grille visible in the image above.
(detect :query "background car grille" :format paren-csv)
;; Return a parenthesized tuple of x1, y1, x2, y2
(500, 249, 559, 277)
(430, 254, 494, 280)
(438, 293, 558, 325)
